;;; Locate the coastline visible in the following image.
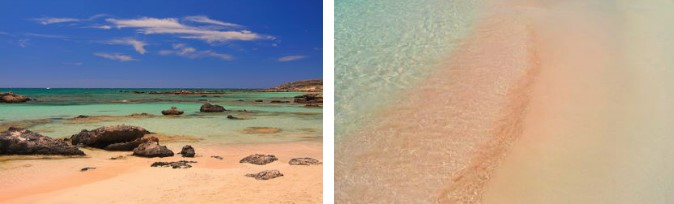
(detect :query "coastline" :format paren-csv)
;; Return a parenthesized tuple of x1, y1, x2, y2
(335, 1, 540, 202)
(0, 140, 323, 203)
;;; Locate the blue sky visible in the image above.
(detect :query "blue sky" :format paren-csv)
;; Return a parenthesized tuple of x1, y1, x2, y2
(0, 0, 322, 88)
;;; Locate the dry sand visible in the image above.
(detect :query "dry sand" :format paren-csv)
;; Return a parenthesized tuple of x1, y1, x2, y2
(0, 141, 322, 204)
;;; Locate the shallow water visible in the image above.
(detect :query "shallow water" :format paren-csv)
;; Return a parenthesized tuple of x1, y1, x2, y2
(335, 0, 482, 139)
(0, 88, 322, 144)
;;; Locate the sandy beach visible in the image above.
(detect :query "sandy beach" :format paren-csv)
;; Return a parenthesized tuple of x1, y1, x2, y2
(337, 0, 674, 203)
(0, 141, 322, 203)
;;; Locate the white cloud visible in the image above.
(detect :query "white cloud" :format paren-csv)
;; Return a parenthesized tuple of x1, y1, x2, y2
(90, 25, 112, 29)
(278, 55, 306, 62)
(94, 52, 135, 62)
(34, 17, 80, 25)
(105, 17, 269, 43)
(159, 43, 233, 61)
(184, 16, 241, 28)
(105, 38, 147, 54)
(25, 33, 68, 39)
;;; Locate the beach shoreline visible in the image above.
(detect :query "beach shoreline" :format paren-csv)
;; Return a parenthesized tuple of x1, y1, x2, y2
(0, 140, 323, 203)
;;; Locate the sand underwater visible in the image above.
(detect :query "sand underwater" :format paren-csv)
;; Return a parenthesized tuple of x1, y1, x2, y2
(336, 0, 674, 203)
(0, 88, 323, 203)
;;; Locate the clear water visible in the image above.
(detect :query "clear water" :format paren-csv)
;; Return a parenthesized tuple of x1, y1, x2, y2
(0, 88, 322, 144)
(335, 0, 482, 140)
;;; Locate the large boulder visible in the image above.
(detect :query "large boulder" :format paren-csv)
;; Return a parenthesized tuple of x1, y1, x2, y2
(161, 107, 184, 115)
(132, 136, 174, 158)
(200, 103, 226, 112)
(70, 125, 149, 150)
(240, 154, 278, 165)
(180, 145, 195, 157)
(0, 127, 84, 155)
(0, 92, 30, 103)
(245, 170, 284, 180)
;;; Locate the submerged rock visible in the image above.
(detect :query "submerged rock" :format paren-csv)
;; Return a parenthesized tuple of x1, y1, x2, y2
(289, 157, 322, 165)
(0, 92, 30, 103)
(254, 100, 263, 102)
(180, 145, 195, 157)
(270, 100, 290, 103)
(151, 160, 197, 169)
(245, 170, 284, 180)
(227, 115, 243, 120)
(161, 107, 184, 115)
(240, 154, 278, 165)
(133, 136, 174, 158)
(0, 127, 85, 155)
(70, 125, 149, 150)
(200, 103, 226, 112)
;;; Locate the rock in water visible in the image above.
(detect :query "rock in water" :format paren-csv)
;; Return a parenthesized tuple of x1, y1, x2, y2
(70, 125, 149, 150)
(293, 93, 323, 104)
(0, 92, 30, 103)
(180, 145, 195, 157)
(289, 157, 322, 165)
(161, 107, 184, 115)
(245, 170, 284, 180)
(133, 136, 174, 158)
(227, 115, 243, 120)
(151, 160, 196, 169)
(0, 127, 85, 155)
(200, 103, 226, 112)
(239, 154, 278, 165)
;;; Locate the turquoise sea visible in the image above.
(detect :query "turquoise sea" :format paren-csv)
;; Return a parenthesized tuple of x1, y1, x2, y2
(0, 88, 322, 144)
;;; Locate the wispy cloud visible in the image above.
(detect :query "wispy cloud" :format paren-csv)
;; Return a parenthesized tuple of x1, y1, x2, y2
(34, 17, 79, 25)
(159, 43, 233, 61)
(94, 52, 135, 62)
(63, 62, 83, 66)
(183, 16, 241, 28)
(104, 38, 147, 54)
(105, 17, 270, 44)
(18, 39, 29, 47)
(278, 55, 306, 62)
(25, 33, 68, 39)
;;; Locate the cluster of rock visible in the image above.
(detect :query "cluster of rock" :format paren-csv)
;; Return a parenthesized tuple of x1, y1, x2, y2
(151, 160, 197, 169)
(237, 153, 321, 180)
(293, 94, 323, 104)
(0, 92, 31, 103)
(0, 127, 84, 155)
(69, 125, 175, 158)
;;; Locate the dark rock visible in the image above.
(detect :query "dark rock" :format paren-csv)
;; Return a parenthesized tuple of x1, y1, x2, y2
(270, 100, 290, 103)
(293, 93, 323, 104)
(110, 155, 125, 160)
(289, 157, 322, 165)
(240, 154, 278, 165)
(245, 170, 284, 180)
(227, 115, 243, 120)
(200, 103, 226, 112)
(151, 160, 197, 169)
(0, 92, 31, 103)
(80, 167, 96, 172)
(211, 155, 223, 160)
(161, 107, 184, 115)
(132, 136, 174, 158)
(236, 99, 244, 101)
(254, 100, 263, 102)
(180, 145, 195, 157)
(70, 125, 149, 149)
(201, 95, 208, 97)
(74, 115, 89, 119)
(0, 127, 85, 155)
(104, 140, 142, 151)
(129, 113, 151, 117)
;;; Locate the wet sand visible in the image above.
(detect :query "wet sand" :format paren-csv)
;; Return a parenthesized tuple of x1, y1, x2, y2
(0, 141, 322, 203)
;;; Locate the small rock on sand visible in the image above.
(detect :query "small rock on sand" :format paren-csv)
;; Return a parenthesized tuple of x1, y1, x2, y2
(150, 160, 197, 169)
(211, 155, 224, 160)
(245, 170, 284, 180)
(289, 157, 322, 165)
(180, 145, 195, 157)
(80, 167, 96, 172)
(240, 154, 278, 165)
